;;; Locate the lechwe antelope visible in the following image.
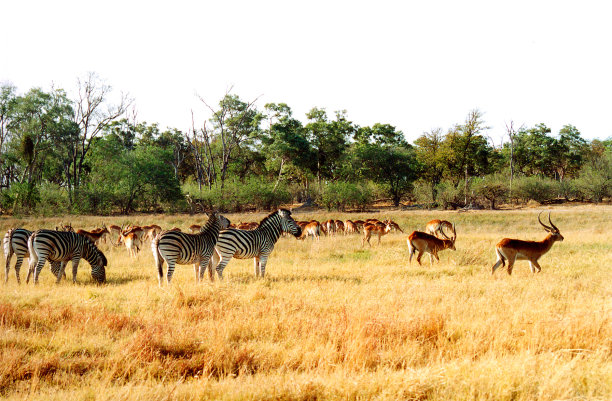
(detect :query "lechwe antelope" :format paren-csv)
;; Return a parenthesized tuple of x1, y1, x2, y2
(425, 219, 454, 239)
(362, 222, 392, 246)
(299, 221, 321, 241)
(116, 226, 144, 257)
(491, 212, 564, 275)
(76, 227, 110, 246)
(407, 224, 456, 265)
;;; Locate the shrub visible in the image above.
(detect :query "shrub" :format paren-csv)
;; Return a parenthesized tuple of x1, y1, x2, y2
(513, 176, 558, 204)
(321, 182, 372, 211)
(574, 153, 612, 203)
(435, 181, 465, 209)
(472, 175, 509, 210)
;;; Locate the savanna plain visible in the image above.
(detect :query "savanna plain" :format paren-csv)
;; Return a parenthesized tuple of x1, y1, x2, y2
(0, 206, 610, 401)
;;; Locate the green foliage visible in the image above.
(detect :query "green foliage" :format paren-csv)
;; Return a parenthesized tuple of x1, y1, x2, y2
(472, 174, 509, 209)
(574, 151, 612, 202)
(321, 182, 372, 211)
(435, 181, 465, 210)
(513, 176, 558, 204)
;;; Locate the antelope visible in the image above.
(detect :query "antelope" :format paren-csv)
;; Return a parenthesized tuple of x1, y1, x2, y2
(384, 219, 404, 233)
(76, 227, 109, 246)
(108, 225, 122, 242)
(189, 224, 202, 233)
(362, 222, 392, 246)
(344, 220, 360, 234)
(335, 220, 345, 235)
(491, 212, 564, 275)
(324, 220, 336, 236)
(117, 226, 144, 257)
(425, 219, 454, 240)
(90, 226, 110, 244)
(142, 224, 162, 241)
(407, 224, 457, 265)
(353, 220, 366, 229)
(299, 221, 321, 241)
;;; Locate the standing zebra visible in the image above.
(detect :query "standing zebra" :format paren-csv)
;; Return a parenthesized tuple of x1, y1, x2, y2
(212, 208, 302, 279)
(27, 230, 107, 284)
(4, 228, 33, 284)
(152, 212, 230, 285)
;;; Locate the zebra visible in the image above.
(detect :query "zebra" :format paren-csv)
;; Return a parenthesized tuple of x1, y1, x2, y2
(211, 208, 302, 279)
(4, 228, 34, 284)
(26, 230, 107, 284)
(152, 212, 231, 285)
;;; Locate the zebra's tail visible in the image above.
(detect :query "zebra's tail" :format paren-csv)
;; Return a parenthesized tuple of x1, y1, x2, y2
(26, 231, 39, 281)
(151, 233, 164, 280)
(3, 228, 14, 261)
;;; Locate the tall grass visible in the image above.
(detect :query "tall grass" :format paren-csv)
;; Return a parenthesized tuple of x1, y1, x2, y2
(0, 206, 610, 400)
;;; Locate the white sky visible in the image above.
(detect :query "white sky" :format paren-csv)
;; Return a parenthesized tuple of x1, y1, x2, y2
(2, 0, 611, 144)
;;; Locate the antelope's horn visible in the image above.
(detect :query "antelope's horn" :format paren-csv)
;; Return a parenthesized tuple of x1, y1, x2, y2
(538, 211, 553, 231)
(548, 212, 559, 232)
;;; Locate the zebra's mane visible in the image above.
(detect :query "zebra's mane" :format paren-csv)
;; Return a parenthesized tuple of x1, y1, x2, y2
(258, 209, 291, 228)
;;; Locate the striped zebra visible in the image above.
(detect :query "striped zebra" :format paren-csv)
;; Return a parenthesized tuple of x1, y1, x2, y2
(152, 212, 230, 285)
(212, 208, 302, 279)
(4, 228, 33, 284)
(27, 230, 107, 284)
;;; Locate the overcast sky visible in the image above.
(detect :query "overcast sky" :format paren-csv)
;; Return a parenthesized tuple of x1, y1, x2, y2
(2, 0, 611, 144)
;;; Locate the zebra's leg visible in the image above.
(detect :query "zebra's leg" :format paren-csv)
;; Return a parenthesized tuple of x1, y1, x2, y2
(259, 255, 270, 278)
(33, 257, 48, 284)
(5, 251, 13, 284)
(13, 256, 23, 285)
(215, 256, 231, 280)
(71, 257, 81, 283)
(166, 260, 176, 284)
(194, 262, 200, 283)
(54, 262, 67, 284)
(152, 245, 165, 286)
(253, 257, 261, 277)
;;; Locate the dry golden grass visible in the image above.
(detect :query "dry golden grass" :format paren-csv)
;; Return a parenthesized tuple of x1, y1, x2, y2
(0, 206, 610, 400)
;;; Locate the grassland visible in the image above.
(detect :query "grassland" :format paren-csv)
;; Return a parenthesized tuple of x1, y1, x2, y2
(0, 205, 610, 400)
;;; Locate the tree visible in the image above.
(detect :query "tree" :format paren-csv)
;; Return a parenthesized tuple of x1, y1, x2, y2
(554, 124, 588, 180)
(262, 103, 311, 192)
(414, 128, 445, 202)
(198, 92, 263, 192)
(67, 72, 131, 205)
(353, 124, 419, 206)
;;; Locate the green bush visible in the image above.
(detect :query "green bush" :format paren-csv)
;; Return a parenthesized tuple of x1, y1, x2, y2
(513, 176, 558, 203)
(321, 182, 372, 211)
(33, 184, 71, 216)
(574, 153, 612, 202)
(472, 175, 509, 210)
(435, 181, 465, 209)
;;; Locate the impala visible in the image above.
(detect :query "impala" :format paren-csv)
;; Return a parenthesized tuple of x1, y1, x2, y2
(491, 212, 564, 275)
(76, 227, 110, 246)
(344, 220, 360, 234)
(299, 221, 321, 241)
(362, 222, 392, 246)
(425, 219, 454, 239)
(142, 224, 162, 241)
(407, 224, 456, 265)
(384, 219, 404, 233)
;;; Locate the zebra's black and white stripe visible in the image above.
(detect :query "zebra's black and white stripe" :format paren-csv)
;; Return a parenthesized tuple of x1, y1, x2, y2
(4, 228, 32, 284)
(212, 209, 302, 279)
(152, 212, 230, 285)
(27, 230, 107, 284)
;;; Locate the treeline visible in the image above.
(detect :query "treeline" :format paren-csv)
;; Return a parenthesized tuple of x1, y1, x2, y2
(1, 76, 611, 215)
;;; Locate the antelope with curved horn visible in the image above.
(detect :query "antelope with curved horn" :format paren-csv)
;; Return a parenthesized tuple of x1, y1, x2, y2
(407, 223, 456, 265)
(425, 219, 454, 239)
(491, 212, 564, 275)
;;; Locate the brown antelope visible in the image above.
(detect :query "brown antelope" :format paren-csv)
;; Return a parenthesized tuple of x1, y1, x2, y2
(76, 227, 109, 246)
(344, 220, 360, 234)
(142, 224, 162, 241)
(384, 219, 404, 233)
(335, 220, 345, 235)
(353, 220, 366, 229)
(407, 224, 457, 265)
(362, 222, 392, 246)
(425, 219, 454, 239)
(117, 226, 144, 257)
(299, 221, 321, 241)
(491, 212, 564, 275)
(324, 219, 336, 236)
(108, 225, 122, 242)
(189, 224, 202, 233)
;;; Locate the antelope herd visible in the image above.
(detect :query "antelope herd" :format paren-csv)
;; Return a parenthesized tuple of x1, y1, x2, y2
(2, 210, 565, 285)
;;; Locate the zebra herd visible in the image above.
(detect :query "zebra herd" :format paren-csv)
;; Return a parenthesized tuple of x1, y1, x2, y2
(3, 209, 302, 285)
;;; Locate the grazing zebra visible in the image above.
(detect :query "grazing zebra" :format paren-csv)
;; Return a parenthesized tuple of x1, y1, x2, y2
(152, 212, 230, 285)
(27, 230, 107, 284)
(212, 209, 302, 279)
